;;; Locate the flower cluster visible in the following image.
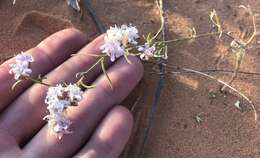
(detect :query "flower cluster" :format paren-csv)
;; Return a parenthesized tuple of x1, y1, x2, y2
(100, 24, 140, 62)
(9, 52, 34, 80)
(138, 43, 156, 61)
(44, 84, 84, 139)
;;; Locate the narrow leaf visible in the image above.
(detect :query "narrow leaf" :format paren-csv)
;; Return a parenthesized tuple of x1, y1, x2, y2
(80, 82, 95, 89)
(77, 77, 95, 89)
(80, 57, 103, 77)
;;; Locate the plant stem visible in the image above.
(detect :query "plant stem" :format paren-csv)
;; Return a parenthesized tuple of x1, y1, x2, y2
(77, 57, 104, 77)
(75, 57, 104, 89)
(128, 30, 227, 51)
(181, 67, 258, 121)
(24, 76, 51, 87)
(158, 31, 220, 44)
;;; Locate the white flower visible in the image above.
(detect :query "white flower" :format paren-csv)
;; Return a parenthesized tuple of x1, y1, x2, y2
(45, 84, 64, 100)
(47, 99, 70, 114)
(100, 41, 125, 62)
(45, 84, 68, 114)
(9, 63, 32, 80)
(121, 24, 139, 45)
(65, 84, 84, 103)
(9, 52, 34, 80)
(44, 84, 84, 139)
(44, 113, 72, 139)
(100, 24, 139, 62)
(138, 43, 156, 60)
(106, 25, 124, 42)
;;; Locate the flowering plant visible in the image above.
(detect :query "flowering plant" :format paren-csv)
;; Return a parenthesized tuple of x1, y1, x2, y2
(7, 2, 260, 140)
(8, 23, 160, 139)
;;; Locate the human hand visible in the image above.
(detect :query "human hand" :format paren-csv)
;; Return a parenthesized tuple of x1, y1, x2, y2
(0, 28, 143, 158)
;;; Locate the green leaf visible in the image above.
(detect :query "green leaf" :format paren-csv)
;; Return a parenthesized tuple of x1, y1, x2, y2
(146, 33, 153, 43)
(80, 57, 103, 77)
(101, 58, 113, 89)
(80, 82, 95, 89)
(77, 77, 95, 89)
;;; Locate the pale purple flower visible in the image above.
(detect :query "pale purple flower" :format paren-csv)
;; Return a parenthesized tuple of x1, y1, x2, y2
(100, 24, 139, 62)
(121, 24, 139, 45)
(138, 43, 156, 60)
(15, 52, 34, 63)
(9, 52, 34, 80)
(44, 113, 72, 139)
(44, 84, 84, 139)
(100, 41, 125, 62)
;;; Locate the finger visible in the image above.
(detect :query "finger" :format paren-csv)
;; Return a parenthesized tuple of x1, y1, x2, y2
(74, 106, 133, 158)
(0, 34, 107, 144)
(0, 129, 22, 158)
(20, 56, 143, 158)
(0, 28, 87, 111)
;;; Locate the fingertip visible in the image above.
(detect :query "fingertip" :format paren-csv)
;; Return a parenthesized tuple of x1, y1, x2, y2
(73, 106, 133, 158)
(37, 28, 87, 52)
(44, 28, 87, 44)
(108, 106, 134, 134)
(114, 106, 133, 127)
(31, 28, 89, 68)
(65, 28, 89, 44)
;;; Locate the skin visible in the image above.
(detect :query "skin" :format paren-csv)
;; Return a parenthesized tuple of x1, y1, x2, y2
(0, 28, 143, 158)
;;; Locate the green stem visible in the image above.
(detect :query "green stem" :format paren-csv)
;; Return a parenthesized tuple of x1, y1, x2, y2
(127, 31, 225, 51)
(158, 31, 220, 44)
(151, 0, 165, 41)
(76, 57, 105, 89)
(78, 57, 104, 77)
(24, 76, 51, 87)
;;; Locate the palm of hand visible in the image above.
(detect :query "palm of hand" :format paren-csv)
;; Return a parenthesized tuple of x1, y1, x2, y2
(0, 28, 143, 158)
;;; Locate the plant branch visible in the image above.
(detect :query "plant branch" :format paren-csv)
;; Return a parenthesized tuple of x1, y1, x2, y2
(76, 57, 104, 78)
(23, 76, 50, 87)
(158, 67, 258, 121)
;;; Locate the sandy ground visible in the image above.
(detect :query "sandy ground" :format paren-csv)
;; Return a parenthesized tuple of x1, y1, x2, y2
(1, 0, 260, 157)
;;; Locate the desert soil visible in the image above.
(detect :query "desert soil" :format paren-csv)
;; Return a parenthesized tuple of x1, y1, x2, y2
(1, 0, 260, 157)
